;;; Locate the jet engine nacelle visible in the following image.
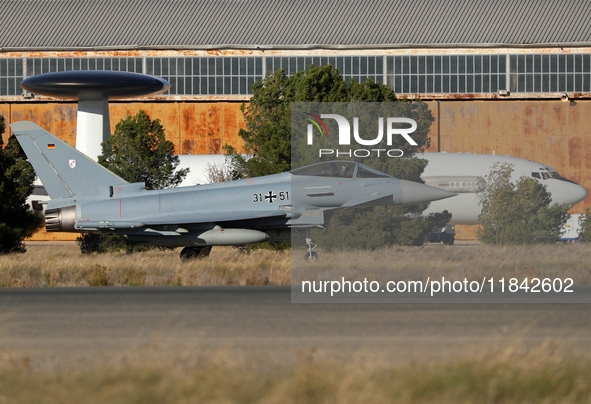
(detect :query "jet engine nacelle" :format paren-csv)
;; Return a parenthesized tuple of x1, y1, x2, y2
(45, 206, 77, 232)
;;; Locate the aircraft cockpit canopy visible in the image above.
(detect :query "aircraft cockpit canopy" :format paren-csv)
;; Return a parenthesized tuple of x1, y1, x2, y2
(291, 161, 391, 179)
(531, 167, 579, 184)
(356, 165, 391, 178)
(532, 167, 561, 180)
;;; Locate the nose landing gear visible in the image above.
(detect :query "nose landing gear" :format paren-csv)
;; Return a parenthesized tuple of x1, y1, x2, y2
(304, 237, 318, 262)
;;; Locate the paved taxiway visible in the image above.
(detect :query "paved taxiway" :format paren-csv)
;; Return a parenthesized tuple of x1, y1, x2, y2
(1, 286, 591, 368)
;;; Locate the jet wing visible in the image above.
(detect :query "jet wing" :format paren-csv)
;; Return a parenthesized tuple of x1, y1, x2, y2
(139, 210, 289, 226)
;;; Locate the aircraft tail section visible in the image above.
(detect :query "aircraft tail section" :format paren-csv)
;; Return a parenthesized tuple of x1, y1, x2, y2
(10, 121, 128, 200)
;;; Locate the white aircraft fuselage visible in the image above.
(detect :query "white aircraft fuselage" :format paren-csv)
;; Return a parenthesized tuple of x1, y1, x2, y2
(418, 152, 588, 225)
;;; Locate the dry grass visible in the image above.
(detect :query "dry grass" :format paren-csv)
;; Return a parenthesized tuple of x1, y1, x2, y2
(0, 244, 291, 287)
(1, 242, 591, 287)
(292, 243, 591, 285)
(0, 342, 590, 403)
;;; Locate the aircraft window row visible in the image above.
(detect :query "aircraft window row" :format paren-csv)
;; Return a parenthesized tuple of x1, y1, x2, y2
(449, 181, 477, 188)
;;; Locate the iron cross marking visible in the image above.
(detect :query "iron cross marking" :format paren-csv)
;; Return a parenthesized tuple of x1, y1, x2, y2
(264, 191, 277, 203)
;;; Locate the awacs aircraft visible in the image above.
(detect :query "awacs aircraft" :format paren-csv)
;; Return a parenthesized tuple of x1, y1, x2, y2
(419, 152, 588, 225)
(12, 121, 455, 260)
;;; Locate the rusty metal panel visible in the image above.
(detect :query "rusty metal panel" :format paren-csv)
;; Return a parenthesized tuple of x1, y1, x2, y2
(438, 103, 480, 152)
(533, 103, 568, 174)
(480, 102, 523, 156)
(456, 103, 479, 152)
(522, 103, 539, 162)
(567, 135, 591, 213)
(219, 102, 247, 153)
(10, 103, 77, 146)
(566, 102, 591, 139)
(179, 103, 223, 155)
(178, 102, 246, 155)
(110, 103, 182, 154)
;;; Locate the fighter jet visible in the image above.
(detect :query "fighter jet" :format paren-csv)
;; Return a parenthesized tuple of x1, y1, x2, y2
(11, 121, 455, 260)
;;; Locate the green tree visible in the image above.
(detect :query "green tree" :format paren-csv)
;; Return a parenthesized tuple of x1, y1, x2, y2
(226, 65, 442, 249)
(579, 209, 591, 243)
(99, 110, 187, 190)
(477, 163, 570, 245)
(226, 65, 431, 178)
(0, 116, 44, 253)
(224, 67, 351, 178)
(313, 208, 451, 249)
(78, 111, 187, 253)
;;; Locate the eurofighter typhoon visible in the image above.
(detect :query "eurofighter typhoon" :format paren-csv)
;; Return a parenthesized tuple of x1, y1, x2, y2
(11, 121, 455, 260)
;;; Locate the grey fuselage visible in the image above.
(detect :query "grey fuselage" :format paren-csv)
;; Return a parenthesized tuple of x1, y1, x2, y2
(46, 161, 455, 248)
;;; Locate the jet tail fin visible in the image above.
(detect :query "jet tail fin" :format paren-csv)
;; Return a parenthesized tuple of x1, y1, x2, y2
(10, 121, 128, 199)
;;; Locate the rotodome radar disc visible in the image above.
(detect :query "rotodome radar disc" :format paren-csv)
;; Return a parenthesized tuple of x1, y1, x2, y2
(20, 71, 170, 100)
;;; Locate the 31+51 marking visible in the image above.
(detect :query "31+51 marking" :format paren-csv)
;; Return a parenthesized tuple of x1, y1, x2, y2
(253, 191, 289, 203)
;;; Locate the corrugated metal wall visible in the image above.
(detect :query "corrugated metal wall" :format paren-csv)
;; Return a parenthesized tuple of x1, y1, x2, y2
(3, 100, 589, 241)
(2, 0, 591, 49)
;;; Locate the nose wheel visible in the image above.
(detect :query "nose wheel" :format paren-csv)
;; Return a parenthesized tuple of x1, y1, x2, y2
(304, 237, 318, 262)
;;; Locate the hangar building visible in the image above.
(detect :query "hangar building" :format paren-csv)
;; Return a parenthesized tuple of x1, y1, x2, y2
(0, 0, 590, 240)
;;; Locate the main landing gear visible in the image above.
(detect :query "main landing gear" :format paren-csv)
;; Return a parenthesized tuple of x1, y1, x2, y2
(180, 246, 212, 260)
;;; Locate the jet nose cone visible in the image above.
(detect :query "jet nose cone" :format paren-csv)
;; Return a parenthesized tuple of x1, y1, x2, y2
(551, 180, 588, 207)
(573, 185, 588, 206)
(398, 180, 457, 206)
(564, 183, 588, 206)
(573, 184, 588, 205)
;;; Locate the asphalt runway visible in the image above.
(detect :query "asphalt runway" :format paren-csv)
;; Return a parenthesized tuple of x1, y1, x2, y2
(1, 286, 591, 369)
